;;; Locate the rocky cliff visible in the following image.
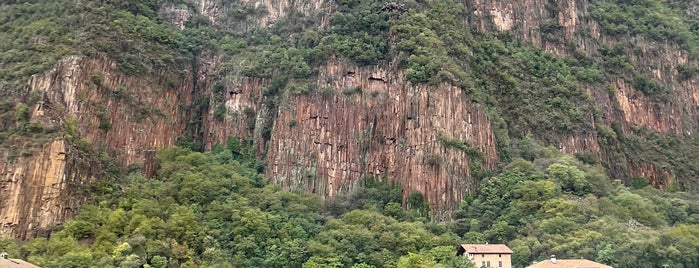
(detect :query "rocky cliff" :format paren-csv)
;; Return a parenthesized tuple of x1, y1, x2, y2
(471, 0, 698, 132)
(196, 57, 499, 220)
(1, 56, 196, 238)
(0, 139, 96, 240)
(194, 0, 698, 214)
(469, 0, 698, 185)
(1, 0, 697, 238)
(264, 58, 498, 220)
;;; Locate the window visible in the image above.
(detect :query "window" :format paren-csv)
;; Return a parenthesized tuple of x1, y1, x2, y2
(499, 261, 503, 267)
(487, 261, 491, 267)
(482, 261, 486, 267)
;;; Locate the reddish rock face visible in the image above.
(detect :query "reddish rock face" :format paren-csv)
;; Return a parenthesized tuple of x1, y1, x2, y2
(0, 140, 91, 240)
(26, 56, 191, 166)
(264, 59, 498, 220)
(628, 161, 674, 190)
(1, 56, 194, 239)
(198, 58, 498, 220)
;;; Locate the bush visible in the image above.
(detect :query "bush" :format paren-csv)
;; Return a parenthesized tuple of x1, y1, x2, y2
(630, 177, 650, 189)
(426, 154, 442, 167)
(677, 64, 698, 81)
(633, 75, 664, 95)
(90, 71, 104, 86)
(342, 86, 362, 96)
(16, 103, 30, 122)
(573, 67, 606, 83)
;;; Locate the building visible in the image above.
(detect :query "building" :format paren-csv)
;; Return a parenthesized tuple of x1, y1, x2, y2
(526, 255, 613, 268)
(457, 244, 513, 268)
(0, 252, 41, 268)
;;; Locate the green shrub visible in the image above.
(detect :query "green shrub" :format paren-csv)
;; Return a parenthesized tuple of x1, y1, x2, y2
(90, 71, 104, 86)
(213, 105, 226, 122)
(573, 67, 606, 83)
(677, 64, 698, 81)
(99, 118, 112, 131)
(633, 75, 664, 95)
(630, 177, 650, 189)
(342, 86, 362, 96)
(16, 103, 30, 122)
(426, 154, 442, 167)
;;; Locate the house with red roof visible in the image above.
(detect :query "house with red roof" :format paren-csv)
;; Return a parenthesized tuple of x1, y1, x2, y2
(526, 255, 613, 268)
(457, 244, 513, 268)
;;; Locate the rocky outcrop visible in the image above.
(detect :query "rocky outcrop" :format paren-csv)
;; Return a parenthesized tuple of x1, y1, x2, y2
(628, 160, 674, 189)
(162, 0, 327, 29)
(469, 0, 698, 130)
(0, 56, 194, 238)
(199, 57, 499, 219)
(159, 4, 193, 30)
(0, 139, 97, 240)
(191, 0, 698, 211)
(264, 59, 498, 219)
(27, 56, 191, 166)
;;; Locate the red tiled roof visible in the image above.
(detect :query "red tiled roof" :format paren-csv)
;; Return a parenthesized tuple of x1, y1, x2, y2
(526, 259, 613, 268)
(459, 244, 513, 254)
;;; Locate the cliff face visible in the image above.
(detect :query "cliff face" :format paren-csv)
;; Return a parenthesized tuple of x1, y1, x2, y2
(468, 0, 698, 185)
(0, 56, 195, 238)
(197, 58, 498, 219)
(2, 0, 698, 238)
(25, 56, 192, 166)
(470, 0, 698, 128)
(265, 59, 497, 220)
(0, 140, 97, 240)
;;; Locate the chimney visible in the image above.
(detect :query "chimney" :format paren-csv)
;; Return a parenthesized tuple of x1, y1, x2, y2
(550, 255, 557, 264)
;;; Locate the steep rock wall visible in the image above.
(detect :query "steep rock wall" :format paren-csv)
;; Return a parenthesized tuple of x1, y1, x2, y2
(205, 58, 498, 219)
(203, 75, 264, 150)
(26, 56, 191, 166)
(4, 0, 698, 238)
(1, 56, 194, 238)
(196, 0, 698, 205)
(0, 139, 97, 240)
(178, 0, 328, 29)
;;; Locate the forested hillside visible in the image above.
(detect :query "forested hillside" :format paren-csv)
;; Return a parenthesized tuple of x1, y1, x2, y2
(1, 0, 699, 267)
(1, 143, 698, 267)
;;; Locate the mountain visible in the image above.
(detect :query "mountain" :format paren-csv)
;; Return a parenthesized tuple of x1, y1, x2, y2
(1, 0, 698, 242)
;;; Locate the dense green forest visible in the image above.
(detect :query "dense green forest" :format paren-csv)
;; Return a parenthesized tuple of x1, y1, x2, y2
(2, 0, 699, 267)
(1, 143, 698, 267)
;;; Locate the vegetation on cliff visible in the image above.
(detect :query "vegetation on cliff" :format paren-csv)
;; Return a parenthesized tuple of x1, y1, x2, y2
(455, 145, 699, 268)
(591, 0, 699, 57)
(1, 144, 698, 267)
(0, 146, 467, 268)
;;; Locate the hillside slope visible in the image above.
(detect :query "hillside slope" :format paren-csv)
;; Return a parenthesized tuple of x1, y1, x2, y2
(1, 0, 698, 238)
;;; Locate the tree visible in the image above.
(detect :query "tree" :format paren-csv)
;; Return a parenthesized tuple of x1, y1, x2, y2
(397, 252, 437, 268)
(546, 162, 590, 195)
(302, 256, 342, 268)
